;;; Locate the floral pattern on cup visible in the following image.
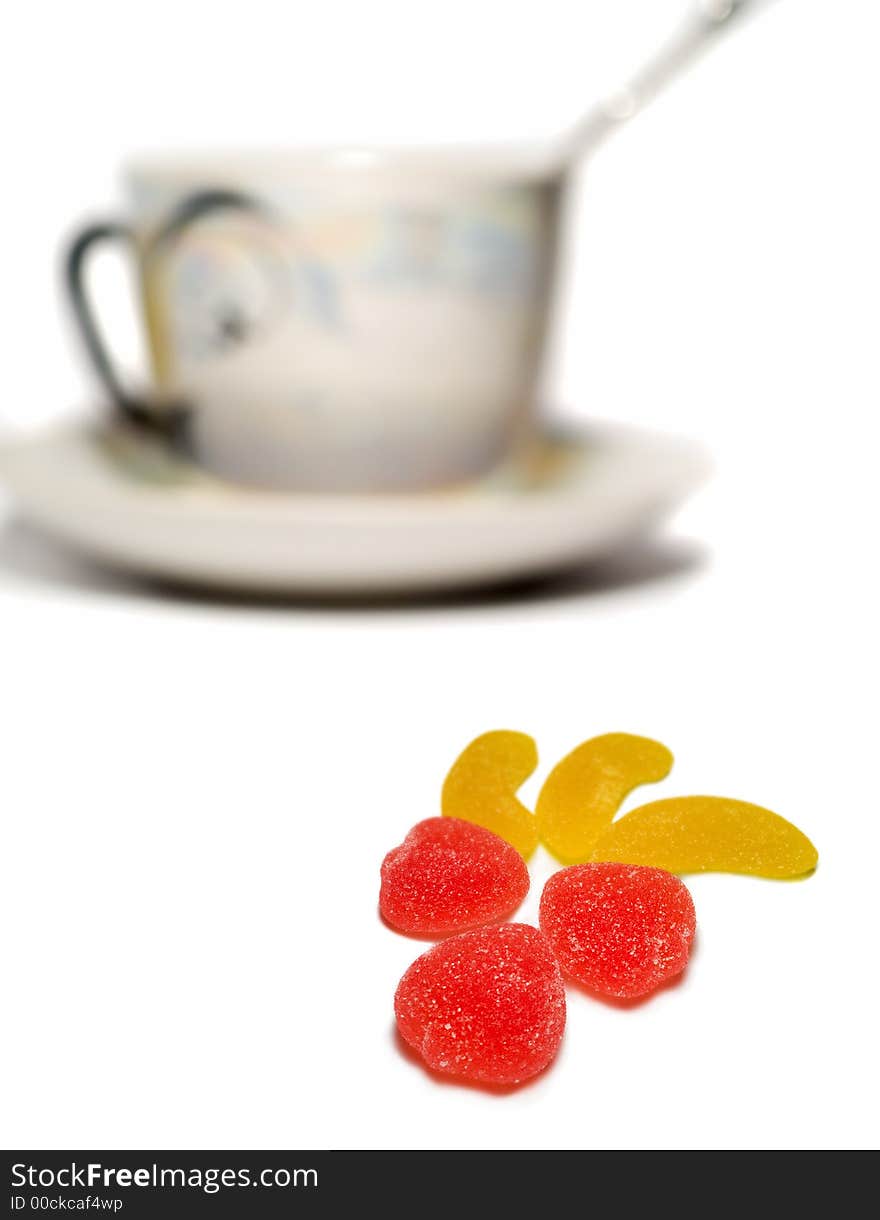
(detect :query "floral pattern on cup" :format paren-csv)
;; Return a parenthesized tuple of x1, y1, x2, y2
(156, 192, 548, 363)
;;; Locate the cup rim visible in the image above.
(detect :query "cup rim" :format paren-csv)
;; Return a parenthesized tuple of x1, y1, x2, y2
(124, 142, 564, 186)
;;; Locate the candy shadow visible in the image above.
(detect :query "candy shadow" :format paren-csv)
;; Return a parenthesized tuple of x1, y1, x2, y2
(563, 932, 700, 1011)
(390, 1023, 554, 1096)
(377, 904, 527, 943)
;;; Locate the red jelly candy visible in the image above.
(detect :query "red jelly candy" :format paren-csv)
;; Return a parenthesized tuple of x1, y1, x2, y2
(539, 863, 696, 999)
(380, 817, 529, 936)
(395, 923, 566, 1085)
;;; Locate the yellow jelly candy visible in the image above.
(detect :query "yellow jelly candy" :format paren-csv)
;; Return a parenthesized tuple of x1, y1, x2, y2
(590, 795, 818, 879)
(536, 733, 673, 864)
(442, 730, 539, 858)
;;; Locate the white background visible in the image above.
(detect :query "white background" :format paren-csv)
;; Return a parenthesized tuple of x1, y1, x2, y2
(1, 0, 878, 1151)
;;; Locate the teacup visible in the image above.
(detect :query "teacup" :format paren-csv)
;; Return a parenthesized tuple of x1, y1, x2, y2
(66, 149, 565, 491)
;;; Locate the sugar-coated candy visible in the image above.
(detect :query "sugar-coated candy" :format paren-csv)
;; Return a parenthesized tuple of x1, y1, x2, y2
(536, 732, 673, 864)
(540, 863, 696, 999)
(590, 795, 818, 879)
(395, 923, 565, 1085)
(380, 817, 529, 936)
(441, 730, 539, 858)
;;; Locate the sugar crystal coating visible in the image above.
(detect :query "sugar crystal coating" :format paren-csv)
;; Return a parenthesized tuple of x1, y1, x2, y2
(380, 817, 530, 936)
(395, 923, 566, 1085)
(441, 730, 539, 858)
(590, 795, 818, 878)
(540, 863, 696, 999)
(536, 732, 673, 864)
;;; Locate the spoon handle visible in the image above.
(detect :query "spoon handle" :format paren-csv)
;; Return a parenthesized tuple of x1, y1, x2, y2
(565, 0, 776, 162)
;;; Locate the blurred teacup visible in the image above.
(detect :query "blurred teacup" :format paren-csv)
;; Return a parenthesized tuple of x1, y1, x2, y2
(66, 149, 564, 492)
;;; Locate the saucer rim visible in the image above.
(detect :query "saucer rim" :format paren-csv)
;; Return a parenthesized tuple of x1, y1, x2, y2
(0, 417, 711, 520)
(0, 416, 710, 593)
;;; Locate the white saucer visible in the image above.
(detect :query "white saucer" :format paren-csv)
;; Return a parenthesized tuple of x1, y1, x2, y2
(0, 419, 708, 595)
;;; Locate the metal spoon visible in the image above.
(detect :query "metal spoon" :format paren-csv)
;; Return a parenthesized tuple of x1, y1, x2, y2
(555, 0, 778, 167)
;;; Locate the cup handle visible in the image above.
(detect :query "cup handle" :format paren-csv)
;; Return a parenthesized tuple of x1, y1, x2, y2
(65, 191, 266, 430)
(64, 220, 166, 428)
